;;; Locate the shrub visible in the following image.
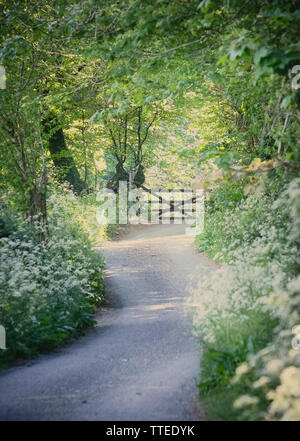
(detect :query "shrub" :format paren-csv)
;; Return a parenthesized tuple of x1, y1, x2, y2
(0, 186, 105, 365)
(231, 178, 300, 421)
(190, 177, 300, 420)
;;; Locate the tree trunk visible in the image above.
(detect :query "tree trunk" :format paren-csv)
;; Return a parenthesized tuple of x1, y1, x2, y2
(28, 172, 48, 240)
(107, 161, 129, 193)
(44, 119, 87, 194)
(133, 164, 145, 187)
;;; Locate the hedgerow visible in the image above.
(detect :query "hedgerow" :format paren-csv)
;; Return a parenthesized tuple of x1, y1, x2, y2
(0, 186, 105, 366)
(190, 177, 300, 420)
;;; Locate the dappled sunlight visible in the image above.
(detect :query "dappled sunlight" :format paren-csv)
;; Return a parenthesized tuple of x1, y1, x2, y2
(0, 0, 298, 423)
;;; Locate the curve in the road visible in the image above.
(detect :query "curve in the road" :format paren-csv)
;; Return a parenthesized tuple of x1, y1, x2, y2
(0, 224, 216, 421)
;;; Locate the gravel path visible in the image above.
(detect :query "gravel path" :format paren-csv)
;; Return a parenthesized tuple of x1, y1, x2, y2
(0, 224, 215, 421)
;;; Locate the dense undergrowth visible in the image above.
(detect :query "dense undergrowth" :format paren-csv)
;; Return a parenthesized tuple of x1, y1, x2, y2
(0, 186, 107, 368)
(191, 174, 300, 420)
(0, 0, 299, 421)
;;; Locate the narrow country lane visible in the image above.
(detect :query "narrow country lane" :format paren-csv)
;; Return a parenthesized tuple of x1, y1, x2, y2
(0, 224, 216, 421)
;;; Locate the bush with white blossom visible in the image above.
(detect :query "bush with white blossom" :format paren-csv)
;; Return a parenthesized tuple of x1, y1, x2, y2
(0, 186, 105, 364)
(190, 177, 300, 420)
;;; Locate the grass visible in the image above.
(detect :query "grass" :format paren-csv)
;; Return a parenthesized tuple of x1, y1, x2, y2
(192, 176, 298, 420)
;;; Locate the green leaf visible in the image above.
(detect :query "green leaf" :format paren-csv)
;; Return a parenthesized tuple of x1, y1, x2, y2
(281, 95, 292, 109)
(254, 47, 269, 65)
(197, 380, 211, 388)
(247, 336, 254, 354)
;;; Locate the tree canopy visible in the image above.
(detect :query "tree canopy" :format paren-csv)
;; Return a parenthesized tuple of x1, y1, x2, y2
(1, 0, 300, 421)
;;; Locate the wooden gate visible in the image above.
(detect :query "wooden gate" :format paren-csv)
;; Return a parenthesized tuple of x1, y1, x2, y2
(141, 187, 198, 224)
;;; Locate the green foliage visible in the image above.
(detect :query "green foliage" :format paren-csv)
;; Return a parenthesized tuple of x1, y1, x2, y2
(198, 310, 277, 391)
(205, 179, 246, 212)
(189, 176, 299, 420)
(0, 0, 299, 420)
(0, 187, 105, 366)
